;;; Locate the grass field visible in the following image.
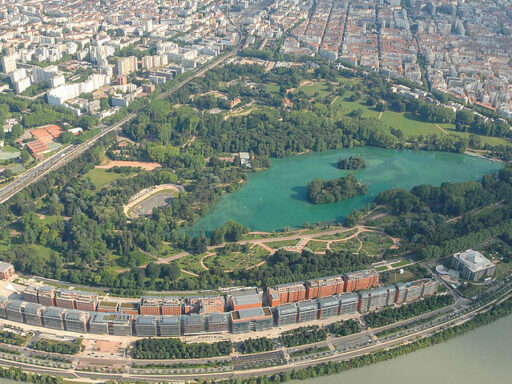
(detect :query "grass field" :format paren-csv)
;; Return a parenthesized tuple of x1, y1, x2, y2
(177, 253, 206, 275)
(495, 260, 512, 280)
(266, 84, 280, 95)
(266, 239, 300, 249)
(312, 228, 358, 241)
(443, 127, 510, 146)
(384, 270, 415, 284)
(0, 239, 9, 252)
(296, 81, 332, 98)
(359, 232, 394, 256)
(204, 245, 270, 271)
(152, 243, 182, 258)
(242, 232, 282, 240)
(391, 260, 411, 268)
(40, 215, 65, 225)
(329, 238, 361, 253)
(376, 266, 389, 272)
(365, 213, 399, 228)
(328, 89, 510, 147)
(305, 240, 328, 253)
(84, 168, 136, 188)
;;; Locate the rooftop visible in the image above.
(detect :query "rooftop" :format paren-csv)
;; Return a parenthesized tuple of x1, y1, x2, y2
(0, 261, 13, 272)
(455, 249, 494, 272)
(231, 306, 272, 321)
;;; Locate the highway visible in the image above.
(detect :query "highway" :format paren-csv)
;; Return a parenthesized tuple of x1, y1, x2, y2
(0, 0, 273, 205)
(0, 282, 510, 382)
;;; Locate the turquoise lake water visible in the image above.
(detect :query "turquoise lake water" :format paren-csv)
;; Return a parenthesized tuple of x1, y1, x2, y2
(190, 147, 501, 234)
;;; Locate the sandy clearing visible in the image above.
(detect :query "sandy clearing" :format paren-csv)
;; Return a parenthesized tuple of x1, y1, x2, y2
(97, 160, 161, 170)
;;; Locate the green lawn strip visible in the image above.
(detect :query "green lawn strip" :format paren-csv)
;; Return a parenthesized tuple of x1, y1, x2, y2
(329, 238, 361, 253)
(84, 168, 135, 189)
(40, 215, 65, 225)
(265, 239, 300, 249)
(383, 270, 416, 284)
(495, 260, 512, 280)
(176, 253, 207, 275)
(305, 240, 328, 253)
(391, 260, 411, 268)
(205, 245, 269, 271)
(296, 81, 331, 98)
(312, 228, 358, 240)
(152, 243, 182, 258)
(242, 233, 278, 240)
(266, 83, 280, 95)
(444, 126, 510, 147)
(365, 213, 399, 228)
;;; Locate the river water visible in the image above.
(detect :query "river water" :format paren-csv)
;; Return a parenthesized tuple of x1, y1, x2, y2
(303, 314, 512, 384)
(191, 148, 501, 234)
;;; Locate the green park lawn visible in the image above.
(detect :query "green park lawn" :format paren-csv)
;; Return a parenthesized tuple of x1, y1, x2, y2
(359, 232, 394, 256)
(305, 240, 328, 253)
(329, 238, 361, 253)
(176, 253, 206, 275)
(312, 228, 358, 240)
(391, 260, 411, 268)
(204, 245, 270, 271)
(84, 168, 135, 188)
(296, 81, 332, 98)
(266, 239, 300, 249)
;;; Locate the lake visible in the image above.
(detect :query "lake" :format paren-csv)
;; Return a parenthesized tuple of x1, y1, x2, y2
(190, 148, 501, 234)
(301, 314, 512, 384)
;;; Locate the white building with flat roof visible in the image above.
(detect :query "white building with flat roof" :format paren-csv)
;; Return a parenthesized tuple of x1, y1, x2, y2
(452, 249, 495, 281)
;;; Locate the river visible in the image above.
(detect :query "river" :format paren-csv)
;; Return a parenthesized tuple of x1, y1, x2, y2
(191, 148, 501, 234)
(302, 314, 512, 384)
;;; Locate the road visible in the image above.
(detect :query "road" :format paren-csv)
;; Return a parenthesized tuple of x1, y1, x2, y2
(0, 0, 273, 205)
(0, 284, 509, 382)
(0, 113, 135, 204)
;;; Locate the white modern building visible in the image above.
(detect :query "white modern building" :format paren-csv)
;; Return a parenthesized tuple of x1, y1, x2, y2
(451, 249, 495, 281)
(47, 74, 110, 107)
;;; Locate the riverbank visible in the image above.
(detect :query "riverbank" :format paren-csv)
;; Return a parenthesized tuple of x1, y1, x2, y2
(300, 313, 512, 384)
(1, 275, 511, 383)
(211, 295, 512, 384)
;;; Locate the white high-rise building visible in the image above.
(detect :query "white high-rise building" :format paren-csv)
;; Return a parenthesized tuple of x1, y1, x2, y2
(32, 66, 65, 88)
(117, 56, 138, 75)
(1, 54, 17, 73)
(47, 74, 110, 107)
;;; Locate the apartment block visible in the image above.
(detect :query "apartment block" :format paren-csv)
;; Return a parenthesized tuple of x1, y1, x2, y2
(182, 313, 206, 335)
(0, 261, 14, 280)
(228, 289, 262, 311)
(343, 269, 379, 292)
(318, 295, 340, 319)
(270, 282, 306, 304)
(305, 275, 345, 299)
(158, 315, 181, 336)
(275, 303, 298, 326)
(64, 310, 89, 333)
(117, 56, 138, 75)
(230, 307, 273, 334)
(296, 300, 318, 323)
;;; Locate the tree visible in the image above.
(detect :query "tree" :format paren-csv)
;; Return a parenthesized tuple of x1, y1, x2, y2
(60, 131, 75, 144)
(376, 101, 387, 112)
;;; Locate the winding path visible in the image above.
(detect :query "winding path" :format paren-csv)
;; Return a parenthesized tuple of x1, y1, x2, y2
(154, 224, 401, 273)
